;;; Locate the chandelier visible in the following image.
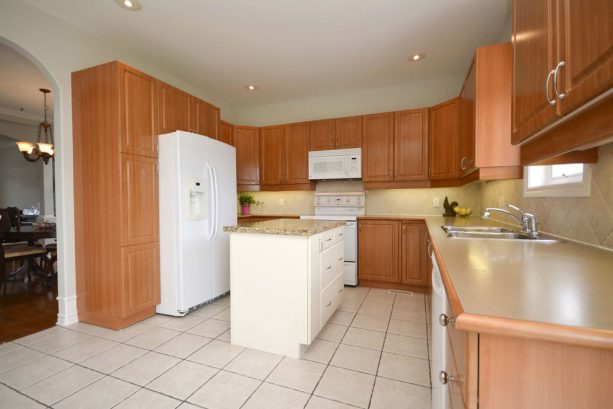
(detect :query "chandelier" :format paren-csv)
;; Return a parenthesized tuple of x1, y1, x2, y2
(16, 88, 55, 164)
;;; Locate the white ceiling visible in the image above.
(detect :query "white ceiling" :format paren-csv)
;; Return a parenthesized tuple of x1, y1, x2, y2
(23, 0, 510, 108)
(0, 43, 53, 121)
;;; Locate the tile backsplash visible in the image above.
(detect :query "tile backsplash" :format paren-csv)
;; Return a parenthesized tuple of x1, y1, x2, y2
(481, 143, 613, 249)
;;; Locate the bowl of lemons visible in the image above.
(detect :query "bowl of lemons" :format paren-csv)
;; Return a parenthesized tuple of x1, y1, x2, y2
(453, 206, 473, 217)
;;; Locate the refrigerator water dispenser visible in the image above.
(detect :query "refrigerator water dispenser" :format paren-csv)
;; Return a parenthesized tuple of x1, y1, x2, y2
(186, 178, 207, 221)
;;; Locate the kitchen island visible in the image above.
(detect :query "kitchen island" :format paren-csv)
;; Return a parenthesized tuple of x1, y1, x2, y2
(224, 218, 345, 358)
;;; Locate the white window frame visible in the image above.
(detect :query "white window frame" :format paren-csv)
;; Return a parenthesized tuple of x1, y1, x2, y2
(523, 164, 591, 198)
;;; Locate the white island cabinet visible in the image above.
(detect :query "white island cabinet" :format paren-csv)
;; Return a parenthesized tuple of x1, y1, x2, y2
(224, 219, 346, 358)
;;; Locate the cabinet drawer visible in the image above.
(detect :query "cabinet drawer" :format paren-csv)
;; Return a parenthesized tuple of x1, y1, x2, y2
(320, 230, 335, 251)
(334, 226, 345, 243)
(320, 242, 344, 290)
(320, 273, 344, 326)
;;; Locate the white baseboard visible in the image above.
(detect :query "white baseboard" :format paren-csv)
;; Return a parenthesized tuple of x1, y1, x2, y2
(56, 294, 78, 326)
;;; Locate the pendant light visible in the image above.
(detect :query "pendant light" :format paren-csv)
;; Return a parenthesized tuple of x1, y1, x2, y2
(16, 88, 55, 164)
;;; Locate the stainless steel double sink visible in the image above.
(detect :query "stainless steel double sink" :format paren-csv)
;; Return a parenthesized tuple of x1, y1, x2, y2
(441, 225, 562, 243)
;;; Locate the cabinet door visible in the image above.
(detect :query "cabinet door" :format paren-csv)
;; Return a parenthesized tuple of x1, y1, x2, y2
(557, 0, 613, 115)
(362, 113, 394, 182)
(285, 122, 310, 184)
(335, 116, 362, 149)
(120, 154, 159, 246)
(191, 98, 219, 139)
(429, 99, 461, 180)
(400, 222, 428, 286)
(512, 0, 559, 144)
(260, 126, 285, 185)
(358, 220, 400, 283)
(121, 242, 160, 318)
(219, 120, 233, 146)
(158, 82, 191, 134)
(460, 60, 476, 173)
(234, 126, 259, 185)
(119, 66, 158, 158)
(394, 109, 428, 181)
(309, 119, 335, 151)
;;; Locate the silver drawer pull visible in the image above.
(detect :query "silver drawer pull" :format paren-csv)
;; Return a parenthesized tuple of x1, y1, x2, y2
(338, 257, 343, 261)
(438, 313, 455, 327)
(338, 233, 343, 236)
(439, 370, 456, 385)
(337, 287, 343, 294)
(326, 238, 332, 242)
(326, 265, 332, 270)
(325, 301, 332, 307)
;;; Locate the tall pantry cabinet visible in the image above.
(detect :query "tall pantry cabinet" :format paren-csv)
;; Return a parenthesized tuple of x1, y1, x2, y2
(72, 61, 160, 329)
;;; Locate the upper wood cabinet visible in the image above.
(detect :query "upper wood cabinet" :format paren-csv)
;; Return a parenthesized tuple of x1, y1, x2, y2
(285, 122, 310, 184)
(460, 59, 476, 174)
(219, 120, 233, 146)
(309, 119, 335, 151)
(400, 221, 428, 286)
(119, 66, 158, 158)
(429, 98, 461, 180)
(191, 98, 219, 139)
(358, 220, 400, 284)
(158, 81, 191, 135)
(512, 0, 613, 144)
(260, 126, 285, 186)
(393, 109, 428, 181)
(234, 126, 260, 188)
(362, 113, 394, 182)
(335, 116, 362, 149)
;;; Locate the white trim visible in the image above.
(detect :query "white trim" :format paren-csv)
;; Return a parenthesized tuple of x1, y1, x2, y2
(523, 165, 591, 198)
(56, 295, 78, 326)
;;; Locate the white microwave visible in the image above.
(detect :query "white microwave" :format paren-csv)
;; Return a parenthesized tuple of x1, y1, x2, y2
(308, 148, 362, 180)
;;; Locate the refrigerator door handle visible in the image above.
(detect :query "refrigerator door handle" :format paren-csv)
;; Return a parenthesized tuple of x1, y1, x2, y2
(211, 164, 220, 240)
(205, 163, 215, 240)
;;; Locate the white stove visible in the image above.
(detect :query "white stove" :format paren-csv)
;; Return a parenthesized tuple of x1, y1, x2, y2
(301, 192, 364, 286)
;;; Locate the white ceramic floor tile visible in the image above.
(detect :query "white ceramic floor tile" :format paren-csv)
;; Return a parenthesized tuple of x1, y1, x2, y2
(22, 365, 103, 405)
(225, 348, 283, 380)
(187, 318, 231, 338)
(212, 308, 231, 321)
(147, 360, 217, 400)
(357, 304, 392, 318)
(350, 313, 389, 332)
(114, 387, 181, 409)
(68, 322, 150, 342)
(0, 384, 45, 409)
(387, 319, 427, 339)
(156, 315, 207, 332)
(53, 336, 117, 363)
(377, 352, 430, 387)
(369, 376, 431, 409)
(383, 333, 429, 359)
(391, 307, 426, 323)
(243, 382, 309, 409)
(140, 315, 173, 327)
(337, 300, 362, 313)
(314, 366, 375, 408)
(26, 329, 92, 354)
(0, 355, 73, 390)
(188, 370, 260, 409)
(0, 345, 46, 374)
(54, 376, 139, 409)
(301, 339, 338, 364)
(80, 343, 148, 374)
(316, 323, 348, 343)
(112, 351, 180, 386)
(154, 332, 212, 359)
(0, 342, 21, 354)
(216, 296, 231, 306)
(341, 327, 386, 350)
(328, 310, 355, 326)
(217, 329, 231, 341)
(305, 396, 358, 409)
(266, 357, 326, 393)
(124, 326, 181, 350)
(177, 404, 201, 409)
(393, 294, 425, 309)
(330, 344, 380, 375)
(13, 326, 67, 347)
(190, 303, 228, 318)
(187, 339, 244, 368)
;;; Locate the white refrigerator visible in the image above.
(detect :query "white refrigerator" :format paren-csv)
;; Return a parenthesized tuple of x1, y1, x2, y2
(157, 131, 237, 316)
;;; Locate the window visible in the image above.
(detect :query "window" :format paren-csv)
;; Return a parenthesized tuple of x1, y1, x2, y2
(524, 163, 591, 197)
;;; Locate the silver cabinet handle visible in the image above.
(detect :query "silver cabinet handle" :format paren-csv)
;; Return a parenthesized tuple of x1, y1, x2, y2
(338, 257, 343, 261)
(553, 60, 567, 100)
(326, 238, 332, 242)
(337, 287, 343, 294)
(326, 265, 332, 270)
(439, 370, 456, 385)
(460, 156, 468, 170)
(546, 68, 557, 106)
(338, 233, 343, 236)
(438, 313, 455, 327)
(325, 301, 332, 307)
(427, 241, 432, 255)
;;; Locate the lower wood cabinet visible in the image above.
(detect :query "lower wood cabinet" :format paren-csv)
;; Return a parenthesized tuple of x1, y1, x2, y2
(358, 218, 429, 290)
(121, 243, 160, 318)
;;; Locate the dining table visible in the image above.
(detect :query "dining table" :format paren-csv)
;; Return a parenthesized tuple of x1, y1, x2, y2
(0, 227, 56, 245)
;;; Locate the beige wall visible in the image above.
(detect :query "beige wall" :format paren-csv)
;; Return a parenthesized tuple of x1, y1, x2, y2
(481, 143, 613, 249)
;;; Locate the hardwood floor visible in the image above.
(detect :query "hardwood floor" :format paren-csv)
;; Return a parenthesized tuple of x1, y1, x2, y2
(0, 274, 57, 343)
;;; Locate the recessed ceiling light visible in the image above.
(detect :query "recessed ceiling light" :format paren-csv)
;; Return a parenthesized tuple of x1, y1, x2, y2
(245, 85, 258, 91)
(408, 53, 426, 62)
(115, 0, 142, 11)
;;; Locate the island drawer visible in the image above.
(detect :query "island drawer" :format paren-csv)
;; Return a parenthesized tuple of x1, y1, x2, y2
(320, 242, 344, 289)
(320, 273, 344, 326)
(320, 230, 335, 251)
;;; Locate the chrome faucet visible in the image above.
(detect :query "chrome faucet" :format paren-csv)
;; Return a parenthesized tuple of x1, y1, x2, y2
(483, 204, 539, 239)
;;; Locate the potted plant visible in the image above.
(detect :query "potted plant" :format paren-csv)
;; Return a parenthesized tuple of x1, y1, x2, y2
(238, 193, 262, 216)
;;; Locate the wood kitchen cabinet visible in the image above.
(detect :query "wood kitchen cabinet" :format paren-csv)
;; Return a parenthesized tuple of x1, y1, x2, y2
(219, 120, 233, 146)
(260, 126, 285, 186)
(284, 122, 311, 184)
(158, 81, 191, 134)
(400, 221, 428, 286)
(362, 112, 394, 182)
(72, 61, 161, 329)
(393, 109, 429, 181)
(309, 116, 362, 151)
(191, 98, 219, 140)
(429, 98, 461, 180)
(512, 0, 613, 147)
(234, 125, 260, 190)
(309, 119, 335, 151)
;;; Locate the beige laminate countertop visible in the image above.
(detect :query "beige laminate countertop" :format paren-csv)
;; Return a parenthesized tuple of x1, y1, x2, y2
(224, 218, 344, 236)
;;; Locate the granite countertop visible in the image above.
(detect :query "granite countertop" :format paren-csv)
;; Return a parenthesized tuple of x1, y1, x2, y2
(224, 218, 345, 236)
(424, 215, 613, 348)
